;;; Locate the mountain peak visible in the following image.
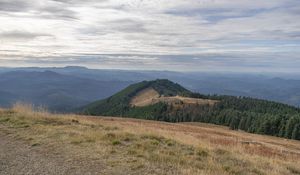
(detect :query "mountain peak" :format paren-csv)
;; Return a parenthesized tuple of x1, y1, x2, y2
(83, 79, 192, 115)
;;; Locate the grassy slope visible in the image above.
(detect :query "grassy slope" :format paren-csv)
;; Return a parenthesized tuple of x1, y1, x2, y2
(83, 79, 191, 116)
(1, 105, 300, 175)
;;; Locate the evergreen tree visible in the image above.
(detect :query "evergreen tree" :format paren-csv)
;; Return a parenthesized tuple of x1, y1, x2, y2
(230, 116, 240, 130)
(292, 124, 300, 140)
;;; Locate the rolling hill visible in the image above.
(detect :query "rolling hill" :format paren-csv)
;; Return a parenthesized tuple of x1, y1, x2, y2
(84, 79, 300, 140)
(83, 79, 192, 116)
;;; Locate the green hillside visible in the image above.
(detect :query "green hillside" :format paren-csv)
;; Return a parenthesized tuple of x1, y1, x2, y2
(83, 79, 300, 140)
(83, 79, 190, 116)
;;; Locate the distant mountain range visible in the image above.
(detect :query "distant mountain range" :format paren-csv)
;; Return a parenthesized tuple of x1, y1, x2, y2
(1, 66, 300, 111)
(83, 79, 300, 140)
(0, 70, 131, 111)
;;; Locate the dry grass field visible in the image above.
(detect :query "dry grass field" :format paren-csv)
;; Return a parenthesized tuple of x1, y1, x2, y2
(130, 87, 218, 107)
(1, 103, 300, 175)
(130, 87, 160, 107)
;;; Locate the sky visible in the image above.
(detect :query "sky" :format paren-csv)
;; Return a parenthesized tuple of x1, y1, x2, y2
(0, 0, 300, 72)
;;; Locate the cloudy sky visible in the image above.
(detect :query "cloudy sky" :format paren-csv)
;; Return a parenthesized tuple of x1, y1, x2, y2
(0, 0, 300, 72)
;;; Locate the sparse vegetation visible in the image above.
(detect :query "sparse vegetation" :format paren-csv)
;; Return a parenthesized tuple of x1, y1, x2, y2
(1, 104, 300, 175)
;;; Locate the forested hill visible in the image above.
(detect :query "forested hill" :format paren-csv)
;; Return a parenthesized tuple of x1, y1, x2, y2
(83, 79, 191, 115)
(83, 79, 300, 140)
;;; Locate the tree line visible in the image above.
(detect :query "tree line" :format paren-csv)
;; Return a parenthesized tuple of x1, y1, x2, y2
(122, 95, 300, 140)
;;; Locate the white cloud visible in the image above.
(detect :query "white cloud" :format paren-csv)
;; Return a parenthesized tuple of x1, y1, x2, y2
(0, 0, 299, 72)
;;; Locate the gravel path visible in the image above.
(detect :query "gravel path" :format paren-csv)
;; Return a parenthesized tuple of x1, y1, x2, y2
(0, 133, 106, 175)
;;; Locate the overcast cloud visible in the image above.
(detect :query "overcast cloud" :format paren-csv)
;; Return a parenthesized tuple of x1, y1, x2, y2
(0, 0, 299, 72)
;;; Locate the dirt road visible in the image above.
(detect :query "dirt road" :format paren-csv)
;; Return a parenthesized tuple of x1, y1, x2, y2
(0, 133, 107, 175)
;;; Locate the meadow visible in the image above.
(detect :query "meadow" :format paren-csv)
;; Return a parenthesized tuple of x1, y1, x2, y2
(0, 103, 300, 175)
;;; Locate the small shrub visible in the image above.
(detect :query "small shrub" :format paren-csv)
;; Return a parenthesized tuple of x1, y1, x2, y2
(71, 140, 83, 145)
(110, 149, 116, 154)
(31, 143, 41, 147)
(151, 140, 160, 145)
(251, 168, 264, 175)
(196, 149, 209, 157)
(166, 139, 176, 146)
(104, 126, 118, 131)
(0, 117, 10, 123)
(141, 134, 164, 142)
(131, 164, 145, 170)
(85, 138, 96, 143)
(112, 140, 121, 145)
(71, 119, 79, 124)
(121, 133, 135, 142)
(166, 150, 176, 156)
(124, 137, 132, 142)
(104, 133, 116, 139)
(38, 118, 67, 126)
(136, 154, 144, 158)
(214, 148, 229, 155)
(127, 149, 137, 155)
(223, 165, 231, 172)
(287, 166, 300, 175)
(12, 121, 30, 128)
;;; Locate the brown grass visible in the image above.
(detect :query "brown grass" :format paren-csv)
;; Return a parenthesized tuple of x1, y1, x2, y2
(0, 104, 300, 175)
(130, 87, 218, 107)
(130, 87, 160, 107)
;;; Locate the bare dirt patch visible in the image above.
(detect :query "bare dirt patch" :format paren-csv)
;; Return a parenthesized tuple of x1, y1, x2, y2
(157, 95, 218, 106)
(130, 88, 218, 107)
(130, 87, 160, 107)
(0, 131, 106, 175)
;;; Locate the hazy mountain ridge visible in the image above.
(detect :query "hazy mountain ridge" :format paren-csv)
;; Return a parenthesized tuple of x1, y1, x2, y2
(1, 67, 300, 110)
(0, 70, 132, 111)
